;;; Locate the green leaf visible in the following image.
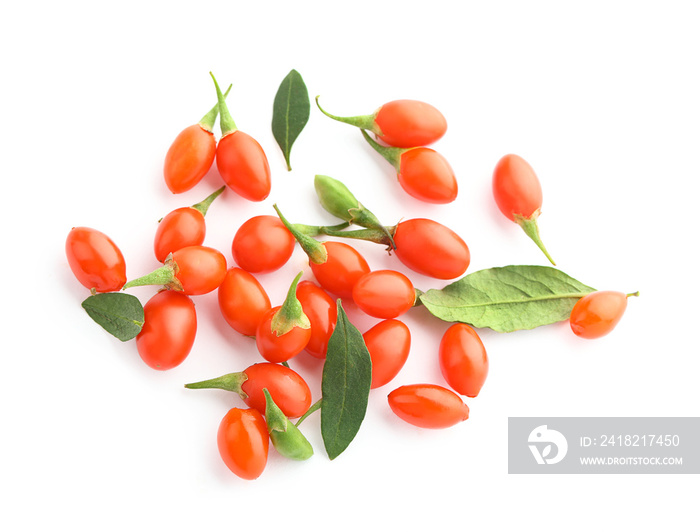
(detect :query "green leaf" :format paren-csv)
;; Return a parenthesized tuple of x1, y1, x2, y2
(272, 69, 310, 171)
(81, 292, 145, 341)
(321, 300, 372, 460)
(419, 265, 596, 332)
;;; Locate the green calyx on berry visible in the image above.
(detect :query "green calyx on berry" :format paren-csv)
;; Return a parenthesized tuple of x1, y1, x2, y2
(273, 204, 328, 264)
(263, 388, 314, 461)
(210, 72, 237, 137)
(191, 186, 225, 217)
(271, 271, 311, 336)
(122, 254, 184, 292)
(360, 129, 404, 171)
(513, 211, 556, 266)
(315, 96, 382, 136)
(198, 83, 232, 133)
(183, 370, 249, 399)
(314, 174, 395, 249)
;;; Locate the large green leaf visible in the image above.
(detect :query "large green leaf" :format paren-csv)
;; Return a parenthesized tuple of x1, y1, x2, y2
(419, 265, 595, 332)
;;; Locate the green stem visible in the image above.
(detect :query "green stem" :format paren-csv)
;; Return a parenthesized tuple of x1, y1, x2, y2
(315, 96, 379, 134)
(319, 225, 395, 248)
(273, 204, 328, 264)
(514, 213, 556, 266)
(191, 186, 225, 216)
(198, 84, 232, 132)
(210, 72, 237, 136)
(360, 129, 403, 171)
(183, 371, 248, 397)
(627, 291, 640, 298)
(295, 398, 322, 427)
(122, 256, 182, 291)
(271, 271, 310, 336)
(293, 221, 350, 237)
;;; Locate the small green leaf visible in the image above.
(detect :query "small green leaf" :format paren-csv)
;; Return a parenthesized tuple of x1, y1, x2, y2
(81, 292, 145, 341)
(419, 265, 596, 332)
(272, 69, 310, 171)
(321, 300, 372, 460)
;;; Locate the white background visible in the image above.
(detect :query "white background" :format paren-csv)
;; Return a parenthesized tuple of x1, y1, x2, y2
(2, 1, 699, 530)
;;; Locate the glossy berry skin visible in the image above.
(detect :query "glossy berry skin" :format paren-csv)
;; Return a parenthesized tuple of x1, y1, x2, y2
(218, 268, 271, 336)
(136, 290, 197, 370)
(171, 245, 227, 295)
(296, 281, 337, 359)
(309, 241, 371, 299)
(363, 319, 411, 389)
(217, 408, 269, 480)
(439, 323, 488, 397)
(255, 306, 311, 363)
(570, 291, 629, 339)
(65, 227, 126, 292)
(492, 154, 542, 220)
(154, 207, 205, 263)
(232, 215, 295, 273)
(352, 270, 415, 319)
(398, 148, 457, 204)
(393, 218, 470, 280)
(241, 363, 312, 419)
(216, 131, 271, 202)
(375, 100, 447, 148)
(388, 384, 470, 429)
(163, 124, 216, 194)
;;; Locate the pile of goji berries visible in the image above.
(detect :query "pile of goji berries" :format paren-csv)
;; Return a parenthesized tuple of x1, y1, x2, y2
(65, 72, 634, 480)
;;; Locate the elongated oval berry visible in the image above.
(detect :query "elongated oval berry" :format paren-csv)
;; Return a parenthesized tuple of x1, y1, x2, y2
(397, 147, 457, 204)
(352, 270, 415, 319)
(309, 241, 371, 299)
(217, 408, 269, 480)
(66, 227, 127, 292)
(136, 290, 197, 370)
(217, 267, 271, 336)
(388, 384, 469, 429)
(212, 73, 271, 202)
(123, 245, 227, 295)
(363, 319, 411, 389)
(216, 131, 272, 201)
(241, 364, 312, 418)
(492, 154, 555, 265)
(439, 323, 488, 397)
(154, 187, 224, 262)
(163, 87, 230, 194)
(316, 97, 447, 148)
(296, 280, 337, 359)
(185, 363, 312, 419)
(361, 130, 457, 204)
(232, 215, 295, 273)
(392, 218, 470, 280)
(570, 291, 637, 339)
(164, 125, 216, 194)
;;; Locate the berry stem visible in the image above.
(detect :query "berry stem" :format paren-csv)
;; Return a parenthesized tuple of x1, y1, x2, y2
(295, 398, 322, 427)
(210, 72, 237, 136)
(122, 255, 182, 291)
(184, 371, 248, 398)
(273, 204, 328, 264)
(315, 96, 379, 134)
(514, 213, 556, 266)
(271, 271, 310, 336)
(191, 186, 225, 216)
(198, 84, 232, 132)
(360, 129, 403, 171)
